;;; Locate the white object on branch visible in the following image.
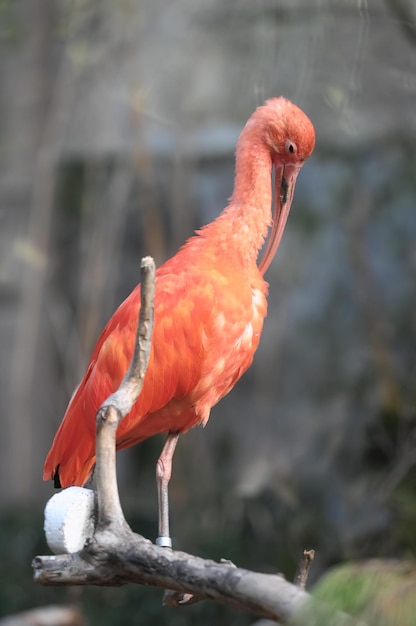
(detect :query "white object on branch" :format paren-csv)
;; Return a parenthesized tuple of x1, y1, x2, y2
(44, 487, 96, 554)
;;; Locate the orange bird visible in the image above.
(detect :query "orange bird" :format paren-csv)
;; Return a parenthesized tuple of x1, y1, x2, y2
(44, 97, 315, 545)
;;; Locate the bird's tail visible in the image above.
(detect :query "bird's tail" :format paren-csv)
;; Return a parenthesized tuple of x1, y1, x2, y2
(43, 381, 96, 488)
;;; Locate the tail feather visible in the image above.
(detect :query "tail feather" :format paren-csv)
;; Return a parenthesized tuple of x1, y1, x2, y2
(43, 381, 96, 487)
(53, 466, 61, 488)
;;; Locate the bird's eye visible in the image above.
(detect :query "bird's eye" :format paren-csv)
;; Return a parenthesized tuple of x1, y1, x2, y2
(285, 139, 297, 155)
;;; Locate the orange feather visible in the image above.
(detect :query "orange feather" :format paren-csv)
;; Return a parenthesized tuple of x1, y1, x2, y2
(44, 97, 315, 488)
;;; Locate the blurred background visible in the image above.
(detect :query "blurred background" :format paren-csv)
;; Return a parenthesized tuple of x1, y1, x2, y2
(1, 0, 416, 624)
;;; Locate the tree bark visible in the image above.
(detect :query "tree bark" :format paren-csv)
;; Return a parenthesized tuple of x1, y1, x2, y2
(33, 536, 308, 622)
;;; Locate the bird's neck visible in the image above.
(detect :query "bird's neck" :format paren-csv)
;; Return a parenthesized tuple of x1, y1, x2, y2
(199, 137, 273, 267)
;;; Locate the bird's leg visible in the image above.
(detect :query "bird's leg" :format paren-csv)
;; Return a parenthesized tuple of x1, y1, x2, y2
(155, 431, 180, 548)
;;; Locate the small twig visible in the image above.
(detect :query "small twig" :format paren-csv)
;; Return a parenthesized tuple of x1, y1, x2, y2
(95, 256, 155, 528)
(294, 549, 315, 590)
(100, 255, 155, 415)
(163, 590, 203, 607)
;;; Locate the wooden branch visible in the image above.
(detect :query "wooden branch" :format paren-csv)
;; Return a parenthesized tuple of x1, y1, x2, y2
(294, 549, 315, 590)
(33, 538, 309, 621)
(99, 255, 155, 418)
(34, 255, 316, 623)
(95, 255, 155, 528)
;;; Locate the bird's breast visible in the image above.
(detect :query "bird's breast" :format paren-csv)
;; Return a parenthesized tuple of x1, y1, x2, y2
(191, 281, 268, 424)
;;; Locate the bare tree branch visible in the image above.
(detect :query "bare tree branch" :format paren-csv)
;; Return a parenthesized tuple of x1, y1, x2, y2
(33, 539, 309, 622)
(99, 255, 155, 418)
(94, 255, 155, 528)
(294, 549, 315, 590)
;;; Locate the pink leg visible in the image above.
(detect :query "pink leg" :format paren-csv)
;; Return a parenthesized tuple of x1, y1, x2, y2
(155, 431, 180, 547)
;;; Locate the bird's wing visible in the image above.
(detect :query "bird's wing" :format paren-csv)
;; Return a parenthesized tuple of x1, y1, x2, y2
(43, 265, 216, 486)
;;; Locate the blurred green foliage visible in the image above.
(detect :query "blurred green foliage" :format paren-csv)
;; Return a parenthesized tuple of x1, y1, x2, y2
(297, 559, 416, 626)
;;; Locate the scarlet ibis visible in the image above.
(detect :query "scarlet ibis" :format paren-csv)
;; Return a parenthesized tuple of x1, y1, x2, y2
(44, 97, 315, 545)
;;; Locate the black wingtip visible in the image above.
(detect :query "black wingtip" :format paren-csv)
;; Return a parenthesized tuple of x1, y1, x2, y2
(53, 466, 62, 489)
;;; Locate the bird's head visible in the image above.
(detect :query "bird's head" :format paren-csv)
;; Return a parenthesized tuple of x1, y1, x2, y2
(252, 97, 315, 273)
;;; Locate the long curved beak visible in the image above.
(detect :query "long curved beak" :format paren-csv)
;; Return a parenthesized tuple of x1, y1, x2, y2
(258, 162, 300, 275)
